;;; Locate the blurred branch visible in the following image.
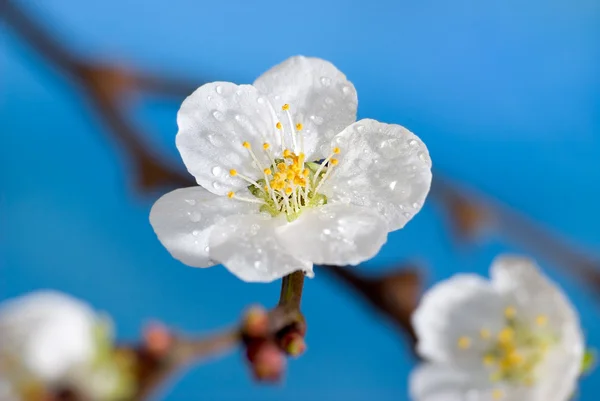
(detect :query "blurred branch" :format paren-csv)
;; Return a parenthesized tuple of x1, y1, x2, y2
(431, 178, 600, 293)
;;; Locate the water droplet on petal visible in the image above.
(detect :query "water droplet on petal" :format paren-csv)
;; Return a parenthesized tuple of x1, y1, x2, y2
(212, 182, 223, 190)
(310, 115, 324, 125)
(408, 139, 419, 147)
(320, 76, 331, 86)
(403, 211, 412, 218)
(389, 181, 397, 191)
(212, 110, 224, 121)
(304, 270, 315, 278)
(215, 85, 223, 94)
(356, 124, 365, 133)
(257, 97, 265, 104)
(189, 212, 202, 223)
(192, 230, 200, 236)
(204, 246, 210, 253)
(379, 138, 401, 159)
(207, 95, 212, 101)
(342, 86, 352, 95)
(212, 166, 223, 176)
(412, 202, 420, 209)
(254, 260, 263, 269)
(185, 199, 196, 206)
(208, 133, 223, 147)
(418, 151, 429, 163)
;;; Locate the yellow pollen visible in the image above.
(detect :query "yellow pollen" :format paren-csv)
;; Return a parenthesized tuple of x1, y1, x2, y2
(263, 142, 270, 150)
(330, 158, 339, 165)
(498, 327, 514, 344)
(227, 191, 235, 199)
(507, 351, 523, 365)
(535, 315, 548, 327)
(285, 187, 293, 195)
(264, 185, 268, 191)
(264, 168, 272, 176)
(277, 163, 286, 172)
(242, 141, 251, 149)
(283, 149, 292, 158)
(282, 104, 290, 111)
(492, 389, 504, 400)
(333, 147, 341, 154)
(483, 354, 496, 366)
(480, 328, 491, 339)
(229, 169, 238, 176)
(504, 306, 517, 319)
(303, 168, 309, 176)
(457, 336, 471, 350)
(276, 122, 282, 130)
(296, 123, 303, 131)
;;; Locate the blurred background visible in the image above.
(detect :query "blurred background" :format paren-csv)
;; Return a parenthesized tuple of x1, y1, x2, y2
(1, 0, 599, 399)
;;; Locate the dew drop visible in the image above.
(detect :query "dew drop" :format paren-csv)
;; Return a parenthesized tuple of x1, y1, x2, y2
(379, 138, 401, 159)
(253, 260, 263, 269)
(356, 124, 365, 133)
(208, 133, 223, 147)
(412, 202, 420, 209)
(389, 181, 397, 191)
(192, 230, 200, 236)
(211, 166, 223, 177)
(189, 212, 202, 223)
(212, 181, 223, 190)
(342, 86, 351, 95)
(323, 228, 332, 235)
(207, 95, 213, 101)
(320, 76, 331, 86)
(185, 199, 196, 206)
(418, 151, 429, 162)
(408, 139, 419, 147)
(304, 270, 315, 278)
(403, 211, 411, 218)
(215, 85, 223, 94)
(257, 97, 265, 104)
(212, 110, 224, 121)
(204, 246, 210, 253)
(310, 115, 324, 125)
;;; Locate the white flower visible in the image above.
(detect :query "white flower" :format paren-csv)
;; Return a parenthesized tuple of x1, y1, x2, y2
(0, 291, 126, 400)
(410, 256, 584, 401)
(150, 55, 432, 283)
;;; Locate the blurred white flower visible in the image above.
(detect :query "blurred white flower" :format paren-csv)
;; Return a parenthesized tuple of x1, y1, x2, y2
(410, 256, 584, 401)
(150, 55, 432, 282)
(0, 291, 131, 400)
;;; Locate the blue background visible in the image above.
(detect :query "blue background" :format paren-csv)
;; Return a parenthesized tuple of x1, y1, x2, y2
(1, 0, 599, 399)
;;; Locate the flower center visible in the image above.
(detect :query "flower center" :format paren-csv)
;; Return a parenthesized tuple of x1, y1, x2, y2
(456, 306, 558, 399)
(225, 103, 341, 221)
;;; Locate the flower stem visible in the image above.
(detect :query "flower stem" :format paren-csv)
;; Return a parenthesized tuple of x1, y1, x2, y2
(278, 271, 305, 309)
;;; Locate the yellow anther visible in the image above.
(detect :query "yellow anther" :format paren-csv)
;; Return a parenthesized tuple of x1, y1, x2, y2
(283, 149, 292, 158)
(504, 306, 517, 319)
(535, 315, 548, 327)
(263, 142, 270, 150)
(286, 171, 295, 180)
(229, 169, 238, 176)
(296, 123, 303, 131)
(333, 147, 341, 154)
(298, 153, 305, 163)
(242, 141, 251, 149)
(330, 158, 339, 165)
(282, 104, 290, 111)
(483, 354, 496, 366)
(507, 351, 523, 365)
(285, 187, 293, 195)
(227, 191, 235, 199)
(480, 328, 491, 340)
(457, 336, 471, 350)
(264, 168, 272, 176)
(264, 185, 268, 191)
(277, 163, 286, 172)
(276, 122, 282, 130)
(497, 328, 514, 344)
(303, 168, 309, 176)
(492, 389, 504, 400)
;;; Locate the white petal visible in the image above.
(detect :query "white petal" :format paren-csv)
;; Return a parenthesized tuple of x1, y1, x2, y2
(323, 119, 432, 232)
(150, 187, 259, 268)
(490, 255, 584, 401)
(0, 291, 96, 383)
(410, 364, 532, 401)
(276, 204, 388, 266)
(176, 82, 280, 195)
(208, 214, 312, 283)
(253, 56, 358, 160)
(412, 275, 506, 368)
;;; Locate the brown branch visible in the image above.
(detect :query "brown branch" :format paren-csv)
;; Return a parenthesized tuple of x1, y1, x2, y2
(431, 177, 600, 294)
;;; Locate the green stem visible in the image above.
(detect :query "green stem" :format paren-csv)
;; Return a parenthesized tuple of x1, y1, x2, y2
(278, 271, 305, 308)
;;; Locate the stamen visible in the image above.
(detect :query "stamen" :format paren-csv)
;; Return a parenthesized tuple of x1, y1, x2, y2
(283, 108, 298, 151)
(457, 336, 471, 350)
(282, 104, 290, 111)
(535, 315, 548, 327)
(263, 143, 270, 150)
(296, 123, 303, 131)
(228, 192, 266, 205)
(504, 306, 517, 319)
(276, 122, 282, 130)
(229, 169, 238, 176)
